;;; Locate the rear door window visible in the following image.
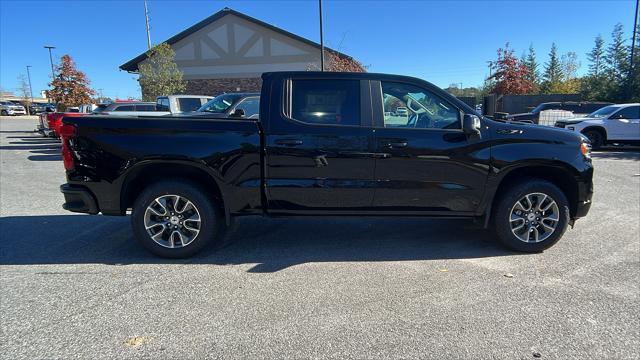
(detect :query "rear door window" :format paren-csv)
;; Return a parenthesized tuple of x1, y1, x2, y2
(135, 104, 156, 112)
(290, 79, 360, 126)
(177, 98, 203, 112)
(114, 105, 134, 111)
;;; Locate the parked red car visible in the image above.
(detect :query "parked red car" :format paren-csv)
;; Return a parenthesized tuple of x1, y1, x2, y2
(39, 112, 84, 137)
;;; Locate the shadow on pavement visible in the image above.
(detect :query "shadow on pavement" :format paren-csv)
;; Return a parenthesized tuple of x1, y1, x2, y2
(591, 149, 640, 161)
(1, 133, 62, 161)
(0, 215, 519, 272)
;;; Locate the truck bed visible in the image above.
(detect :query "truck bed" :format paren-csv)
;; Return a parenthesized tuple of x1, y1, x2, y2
(63, 115, 263, 216)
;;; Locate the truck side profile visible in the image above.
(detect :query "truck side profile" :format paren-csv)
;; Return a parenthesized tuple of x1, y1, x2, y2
(60, 71, 593, 258)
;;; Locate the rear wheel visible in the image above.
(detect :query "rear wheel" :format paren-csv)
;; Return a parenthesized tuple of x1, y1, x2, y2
(131, 181, 221, 258)
(1, 110, 7, 116)
(493, 179, 569, 252)
(583, 129, 604, 150)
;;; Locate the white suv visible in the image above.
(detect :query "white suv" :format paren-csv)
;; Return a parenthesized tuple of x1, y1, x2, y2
(0, 101, 27, 116)
(555, 103, 640, 149)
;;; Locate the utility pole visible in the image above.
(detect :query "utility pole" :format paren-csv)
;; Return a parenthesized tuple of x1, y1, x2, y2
(25, 65, 34, 104)
(144, 0, 152, 50)
(98, 88, 104, 101)
(318, 0, 325, 71)
(628, 0, 638, 100)
(44, 45, 56, 81)
(632, 0, 639, 66)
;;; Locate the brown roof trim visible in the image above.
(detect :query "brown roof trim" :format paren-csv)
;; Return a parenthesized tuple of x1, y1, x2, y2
(119, 7, 353, 72)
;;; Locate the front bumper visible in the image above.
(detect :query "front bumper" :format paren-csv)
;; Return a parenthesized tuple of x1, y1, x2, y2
(61, 184, 99, 214)
(4, 109, 26, 115)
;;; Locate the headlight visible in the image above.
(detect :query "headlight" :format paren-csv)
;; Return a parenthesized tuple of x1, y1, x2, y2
(580, 142, 591, 159)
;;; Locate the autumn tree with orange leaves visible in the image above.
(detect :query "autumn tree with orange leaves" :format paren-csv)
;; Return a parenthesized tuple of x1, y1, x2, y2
(48, 55, 95, 111)
(488, 44, 534, 95)
(307, 51, 367, 72)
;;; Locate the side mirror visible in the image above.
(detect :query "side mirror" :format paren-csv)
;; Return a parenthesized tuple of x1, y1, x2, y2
(230, 108, 245, 118)
(463, 114, 481, 136)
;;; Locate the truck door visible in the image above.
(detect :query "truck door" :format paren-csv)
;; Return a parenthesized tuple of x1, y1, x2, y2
(370, 80, 490, 214)
(264, 77, 376, 212)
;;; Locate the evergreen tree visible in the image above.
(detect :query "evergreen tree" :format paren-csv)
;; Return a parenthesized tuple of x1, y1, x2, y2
(587, 35, 606, 77)
(630, 23, 640, 101)
(523, 43, 540, 92)
(605, 23, 629, 100)
(581, 35, 609, 100)
(541, 43, 564, 93)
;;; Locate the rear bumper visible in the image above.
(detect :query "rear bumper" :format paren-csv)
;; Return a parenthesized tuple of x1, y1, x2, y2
(61, 184, 99, 214)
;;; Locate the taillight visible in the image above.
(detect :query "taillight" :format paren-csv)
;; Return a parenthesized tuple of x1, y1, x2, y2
(60, 123, 77, 171)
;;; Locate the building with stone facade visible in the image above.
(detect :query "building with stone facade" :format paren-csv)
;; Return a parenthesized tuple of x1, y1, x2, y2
(120, 7, 363, 96)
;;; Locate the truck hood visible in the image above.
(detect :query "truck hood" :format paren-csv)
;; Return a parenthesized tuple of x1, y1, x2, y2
(555, 117, 591, 125)
(491, 118, 586, 144)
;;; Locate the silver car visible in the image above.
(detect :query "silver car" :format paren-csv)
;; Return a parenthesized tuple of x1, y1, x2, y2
(0, 101, 27, 116)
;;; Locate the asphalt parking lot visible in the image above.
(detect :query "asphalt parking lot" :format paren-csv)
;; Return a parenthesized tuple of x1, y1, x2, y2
(0, 116, 638, 359)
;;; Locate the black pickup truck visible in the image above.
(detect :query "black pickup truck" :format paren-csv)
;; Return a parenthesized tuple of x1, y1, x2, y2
(60, 71, 593, 258)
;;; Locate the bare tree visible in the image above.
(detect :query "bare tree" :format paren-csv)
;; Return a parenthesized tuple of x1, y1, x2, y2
(17, 74, 32, 114)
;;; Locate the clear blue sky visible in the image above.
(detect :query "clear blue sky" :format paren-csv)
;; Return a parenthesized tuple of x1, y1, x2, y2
(1, 0, 636, 99)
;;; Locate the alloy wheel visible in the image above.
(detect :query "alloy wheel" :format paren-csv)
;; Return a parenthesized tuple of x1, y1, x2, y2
(509, 192, 559, 243)
(143, 195, 202, 248)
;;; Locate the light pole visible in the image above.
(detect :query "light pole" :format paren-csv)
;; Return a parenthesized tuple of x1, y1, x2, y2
(25, 65, 34, 114)
(144, 0, 152, 50)
(43, 45, 56, 81)
(318, 0, 325, 71)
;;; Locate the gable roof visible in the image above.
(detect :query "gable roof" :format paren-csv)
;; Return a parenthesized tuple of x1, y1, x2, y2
(120, 7, 353, 72)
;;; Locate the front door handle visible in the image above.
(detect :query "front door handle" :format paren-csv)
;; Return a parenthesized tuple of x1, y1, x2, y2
(382, 140, 408, 148)
(389, 141, 408, 148)
(275, 138, 303, 146)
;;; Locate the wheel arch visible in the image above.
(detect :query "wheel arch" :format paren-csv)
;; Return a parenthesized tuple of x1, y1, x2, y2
(120, 160, 230, 224)
(487, 163, 580, 224)
(580, 125, 607, 141)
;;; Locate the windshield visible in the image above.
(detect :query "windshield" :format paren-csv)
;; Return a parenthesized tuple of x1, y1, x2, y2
(198, 94, 242, 113)
(587, 105, 619, 118)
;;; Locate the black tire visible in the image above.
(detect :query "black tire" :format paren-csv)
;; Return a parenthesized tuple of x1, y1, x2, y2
(583, 129, 604, 150)
(1, 110, 7, 116)
(131, 180, 222, 258)
(493, 178, 570, 252)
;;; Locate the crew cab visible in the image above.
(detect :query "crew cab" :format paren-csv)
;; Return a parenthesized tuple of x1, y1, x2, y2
(59, 71, 594, 258)
(555, 103, 640, 149)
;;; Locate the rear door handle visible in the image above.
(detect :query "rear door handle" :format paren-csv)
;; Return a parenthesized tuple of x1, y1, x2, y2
(275, 138, 303, 146)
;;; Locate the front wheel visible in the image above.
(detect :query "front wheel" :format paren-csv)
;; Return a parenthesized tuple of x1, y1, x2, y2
(131, 181, 221, 258)
(493, 179, 570, 252)
(583, 129, 604, 150)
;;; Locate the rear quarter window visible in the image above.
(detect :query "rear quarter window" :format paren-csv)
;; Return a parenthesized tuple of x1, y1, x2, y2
(290, 79, 360, 126)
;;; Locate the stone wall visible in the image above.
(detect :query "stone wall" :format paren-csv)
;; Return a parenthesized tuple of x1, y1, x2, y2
(184, 78, 262, 96)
